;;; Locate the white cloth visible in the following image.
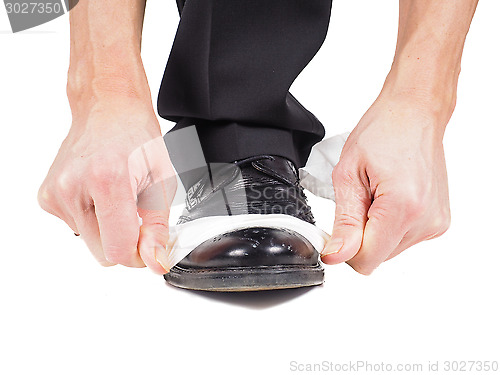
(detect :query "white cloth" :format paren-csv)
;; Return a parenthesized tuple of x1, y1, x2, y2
(298, 132, 349, 201)
(166, 133, 350, 269)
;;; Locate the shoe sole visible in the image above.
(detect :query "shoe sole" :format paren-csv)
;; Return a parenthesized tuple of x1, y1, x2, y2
(164, 263, 324, 292)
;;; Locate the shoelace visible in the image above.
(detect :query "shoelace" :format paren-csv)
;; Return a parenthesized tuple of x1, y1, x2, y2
(190, 155, 314, 222)
(237, 155, 312, 219)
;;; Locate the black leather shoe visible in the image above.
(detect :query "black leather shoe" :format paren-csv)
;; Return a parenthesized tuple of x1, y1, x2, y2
(164, 155, 324, 291)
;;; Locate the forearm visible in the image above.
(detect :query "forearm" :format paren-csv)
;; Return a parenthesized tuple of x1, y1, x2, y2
(67, 0, 151, 115)
(381, 0, 478, 123)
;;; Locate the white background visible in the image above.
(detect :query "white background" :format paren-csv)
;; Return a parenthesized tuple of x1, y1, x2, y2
(1, 1, 499, 374)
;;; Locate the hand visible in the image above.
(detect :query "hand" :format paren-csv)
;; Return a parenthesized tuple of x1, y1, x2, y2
(321, 95, 451, 275)
(38, 99, 176, 274)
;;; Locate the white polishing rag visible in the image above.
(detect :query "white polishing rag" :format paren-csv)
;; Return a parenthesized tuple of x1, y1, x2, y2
(298, 132, 349, 201)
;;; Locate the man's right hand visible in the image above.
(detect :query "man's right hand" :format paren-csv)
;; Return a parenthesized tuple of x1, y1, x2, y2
(38, 98, 176, 274)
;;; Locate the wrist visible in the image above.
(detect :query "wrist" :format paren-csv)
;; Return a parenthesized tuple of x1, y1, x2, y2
(382, 29, 466, 122)
(67, 58, 153, 117)
(380, 60, 458, 125)
(68, 96, 161, 137)
(67, 57, 151, 98)
(67, 38, 152, 103)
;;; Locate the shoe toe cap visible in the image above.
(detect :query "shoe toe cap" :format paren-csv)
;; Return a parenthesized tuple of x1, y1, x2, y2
(176, 227, 319, 269)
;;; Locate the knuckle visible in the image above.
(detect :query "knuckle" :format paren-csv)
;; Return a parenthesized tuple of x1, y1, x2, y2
(37, 185, 53, 210)
(428, 211, 451, 238)
(87, 157, 128, 191)
(141, 213, 170, 243)
(335, 212, 364, 228)
(98, 260, 116, 268)
(332, 163, 353, 186)
(407, 203, 426, 221)
(332, 164, 369, 203)
(442, 213, 452, 232)
(349, 261, 374, 276)
(53, 170, 77, 198)
(104, 245, 132, 265)
(88, 163, 113, 182)
(54, 171, 69, 190)
(151, 217, 169, 233)
(37, 183, 63, 215)
(145, 211, 169, 227)
(397, 191, 427, 220)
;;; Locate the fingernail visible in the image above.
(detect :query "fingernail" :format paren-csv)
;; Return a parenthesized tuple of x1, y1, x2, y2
(154, 245, 171, 273)
(321, 238, 344, 256)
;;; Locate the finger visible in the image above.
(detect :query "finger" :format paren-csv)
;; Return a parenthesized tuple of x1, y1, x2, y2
(385, 204, 451, 262)
(385, 235, 416, 261)
(130, 138, 176, 274)
(38, 184, 79, 234)
(321, 164, 371, 265)
(137, 181, 172, 274)
(128, 136, 177, 195)
(51, 208, 80, 235)
(137, 215, 170, 274)
(385, 220, 448, 262)
(74, 206, 115, 267)
(51, 205, 80, 235)
(346, 194, 410, 275)
(91, 182, 144, 268)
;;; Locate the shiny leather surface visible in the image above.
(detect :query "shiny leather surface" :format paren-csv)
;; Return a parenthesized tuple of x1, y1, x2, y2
(174, 155, 319, 271)
(178, 155, 315, 224)
(175, 227, 319, 269)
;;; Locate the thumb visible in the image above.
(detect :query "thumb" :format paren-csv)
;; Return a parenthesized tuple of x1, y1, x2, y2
(137, 182, 173, 274)
(321, 165, 371, 265)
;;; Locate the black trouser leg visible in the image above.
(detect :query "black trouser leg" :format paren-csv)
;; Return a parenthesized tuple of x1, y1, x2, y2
(158, 0, 332, 174)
